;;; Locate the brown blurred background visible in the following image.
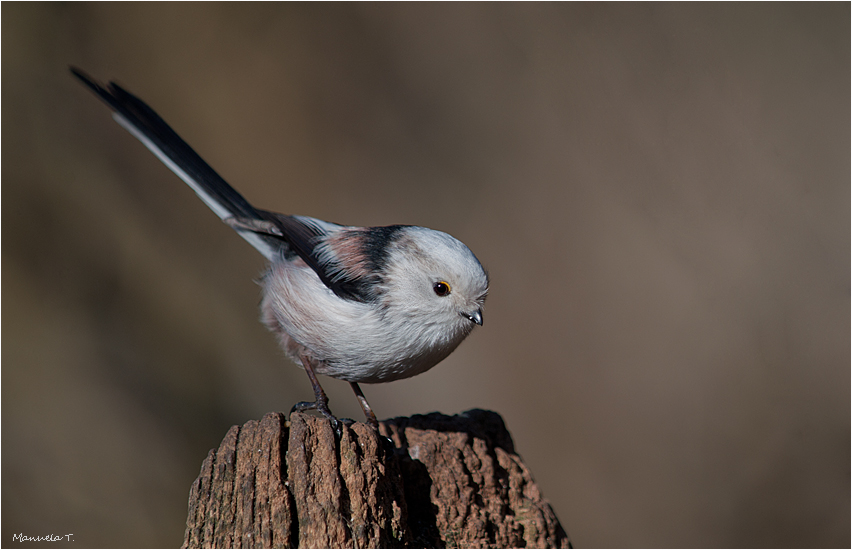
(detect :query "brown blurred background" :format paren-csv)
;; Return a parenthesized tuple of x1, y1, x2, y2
(2, 3, 849, 548)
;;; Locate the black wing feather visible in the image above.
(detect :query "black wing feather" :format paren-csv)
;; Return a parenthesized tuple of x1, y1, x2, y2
(256, 211, 375, 302)
(72, 67, 381, 303)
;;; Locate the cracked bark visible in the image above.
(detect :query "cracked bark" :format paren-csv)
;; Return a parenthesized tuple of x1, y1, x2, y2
(182, 409, 571, 548)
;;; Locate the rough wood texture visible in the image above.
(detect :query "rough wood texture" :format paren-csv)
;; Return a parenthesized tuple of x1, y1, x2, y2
(183, 409, 570, 548)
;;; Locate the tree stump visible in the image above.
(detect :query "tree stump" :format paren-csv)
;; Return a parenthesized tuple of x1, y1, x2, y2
(182, 409, 571, 548)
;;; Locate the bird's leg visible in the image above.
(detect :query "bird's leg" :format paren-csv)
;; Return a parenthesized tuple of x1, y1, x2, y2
(349, 382, 379, 429)
(291, 356, 340, 433)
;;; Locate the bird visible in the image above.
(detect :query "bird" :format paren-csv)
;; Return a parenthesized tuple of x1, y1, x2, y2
(71, 68, 489, 432)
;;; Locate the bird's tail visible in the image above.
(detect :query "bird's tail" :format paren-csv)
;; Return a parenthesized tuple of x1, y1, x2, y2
(71, 67, 279, 260)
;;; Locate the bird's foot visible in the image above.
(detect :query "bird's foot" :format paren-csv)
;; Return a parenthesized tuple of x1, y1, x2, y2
(290, 400, 342, 436)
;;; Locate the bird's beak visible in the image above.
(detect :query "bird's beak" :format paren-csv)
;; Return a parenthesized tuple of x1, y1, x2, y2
(461, 308, 483, 326)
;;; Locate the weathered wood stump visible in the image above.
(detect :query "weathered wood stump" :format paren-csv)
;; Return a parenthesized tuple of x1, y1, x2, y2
(182, 409, 571, 548)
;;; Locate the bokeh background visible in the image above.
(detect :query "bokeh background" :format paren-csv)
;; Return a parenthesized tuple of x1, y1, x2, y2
(3, 3, 849, 548)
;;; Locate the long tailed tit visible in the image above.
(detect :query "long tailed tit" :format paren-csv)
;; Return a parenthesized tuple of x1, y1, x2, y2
(71, 68, 488, 431)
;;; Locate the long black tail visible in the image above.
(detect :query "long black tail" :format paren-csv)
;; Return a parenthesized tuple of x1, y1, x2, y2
(71, 67, 279, 259)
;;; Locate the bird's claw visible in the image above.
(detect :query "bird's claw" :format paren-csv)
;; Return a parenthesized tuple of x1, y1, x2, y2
(290, 400, 343, 437)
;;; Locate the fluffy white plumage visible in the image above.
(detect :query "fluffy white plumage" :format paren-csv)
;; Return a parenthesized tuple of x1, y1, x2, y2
(264, 226, 488, 384)
(72, 68, 488, 430)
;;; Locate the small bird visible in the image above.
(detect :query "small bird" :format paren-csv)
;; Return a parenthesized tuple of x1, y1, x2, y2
(71, 68, 488, 431)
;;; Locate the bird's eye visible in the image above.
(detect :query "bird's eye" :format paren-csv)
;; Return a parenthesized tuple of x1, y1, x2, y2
(433, 281, 451, 297)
